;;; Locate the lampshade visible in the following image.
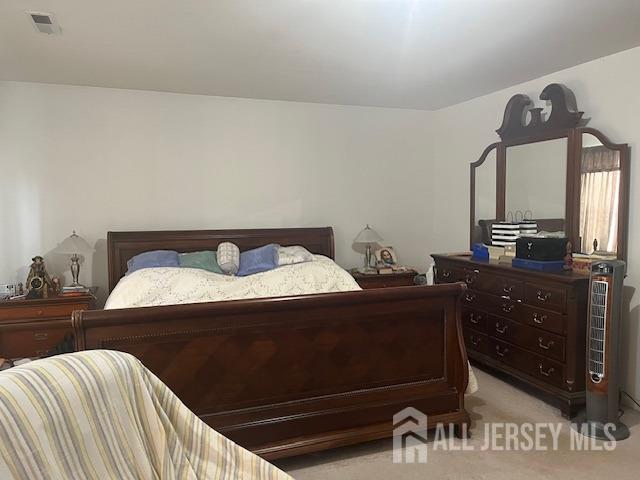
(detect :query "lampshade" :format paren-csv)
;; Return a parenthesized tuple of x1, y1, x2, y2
(58, 231, 93, 254)
(353, 225, 383, 245)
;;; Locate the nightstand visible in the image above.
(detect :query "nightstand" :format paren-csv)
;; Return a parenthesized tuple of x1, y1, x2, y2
(351, 270, 419, 289)
(0, 292, 96, 359)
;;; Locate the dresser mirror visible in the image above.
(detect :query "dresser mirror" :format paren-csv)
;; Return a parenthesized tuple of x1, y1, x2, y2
(577, 129, 630, 260)
(472, 145, 497, 229)
(505, 138, 567, 223)
(470, 83, 630, 261)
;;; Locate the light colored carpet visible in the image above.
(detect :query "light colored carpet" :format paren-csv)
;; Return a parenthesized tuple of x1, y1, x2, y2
(275, 368, 640, 480)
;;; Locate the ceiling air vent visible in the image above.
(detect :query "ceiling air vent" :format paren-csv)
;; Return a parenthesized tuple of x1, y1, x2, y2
(27, 12, 61, 35)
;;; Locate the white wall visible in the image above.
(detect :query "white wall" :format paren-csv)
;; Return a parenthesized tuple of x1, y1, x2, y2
(1, 44, 639, 406)
(429, 46, 640, 406)
(0, 81, 435, 304)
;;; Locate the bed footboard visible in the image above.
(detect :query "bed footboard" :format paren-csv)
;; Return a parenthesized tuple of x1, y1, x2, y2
(73, 283, 469, 459)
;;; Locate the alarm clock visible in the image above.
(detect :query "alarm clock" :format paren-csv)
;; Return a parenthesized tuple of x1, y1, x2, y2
(25, 255, 52, 299)
(26, 275, 45, 299)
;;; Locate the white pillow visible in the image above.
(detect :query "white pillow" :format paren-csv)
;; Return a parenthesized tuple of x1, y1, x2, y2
(278, 246, 314, 266)
(217, 242, 240, 275)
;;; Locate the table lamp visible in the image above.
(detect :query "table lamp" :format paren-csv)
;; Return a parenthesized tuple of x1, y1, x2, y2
(58, 231, 93, 292)
(353, 225, 383, 272)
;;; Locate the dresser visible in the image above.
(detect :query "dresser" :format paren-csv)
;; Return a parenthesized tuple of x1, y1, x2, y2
(432, 254, 589, 417)
(0, 293, 96, 359)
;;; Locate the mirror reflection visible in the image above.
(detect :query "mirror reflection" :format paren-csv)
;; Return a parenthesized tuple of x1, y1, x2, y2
(579, 134, 620, 254)
(475, 149, 496, 225)
(505, 138, 567, 233)
(472, 148, 496, 244)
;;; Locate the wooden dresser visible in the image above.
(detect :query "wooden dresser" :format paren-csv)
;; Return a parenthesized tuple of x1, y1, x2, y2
(0, 294, 96, 359)
(432, 254, 589, 417)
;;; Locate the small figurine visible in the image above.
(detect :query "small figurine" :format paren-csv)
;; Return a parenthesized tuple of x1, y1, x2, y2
(25, 256, 54, 299)
(51, 277, 61, 295)
(564, 241, 573, 271)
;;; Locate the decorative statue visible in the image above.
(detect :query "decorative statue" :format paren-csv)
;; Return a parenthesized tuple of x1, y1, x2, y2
(51, 277, 61, 295)
(25, 256, 54, 299)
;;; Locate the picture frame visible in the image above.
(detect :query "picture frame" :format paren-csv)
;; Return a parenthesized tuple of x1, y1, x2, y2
(375, 246, 398, 266)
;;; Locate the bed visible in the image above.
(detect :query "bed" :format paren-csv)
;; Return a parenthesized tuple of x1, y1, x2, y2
(73, 227, 471, 459)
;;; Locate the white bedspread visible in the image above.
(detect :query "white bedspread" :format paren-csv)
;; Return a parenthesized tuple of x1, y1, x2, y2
(105, 255, 361, 310)
(104, 255, 478, 394)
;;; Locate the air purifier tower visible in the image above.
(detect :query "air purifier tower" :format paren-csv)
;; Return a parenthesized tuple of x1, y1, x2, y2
(574, 260, 629, 440)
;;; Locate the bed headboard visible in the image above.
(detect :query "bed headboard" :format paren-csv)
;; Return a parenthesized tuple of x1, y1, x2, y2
(107, 227, 335, 292)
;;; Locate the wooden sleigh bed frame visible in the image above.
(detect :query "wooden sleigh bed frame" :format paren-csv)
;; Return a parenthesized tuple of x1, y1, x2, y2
(73, 227, 470, 459)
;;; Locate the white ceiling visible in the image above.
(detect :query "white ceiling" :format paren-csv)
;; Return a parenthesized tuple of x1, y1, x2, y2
(2, 0, 640, 110)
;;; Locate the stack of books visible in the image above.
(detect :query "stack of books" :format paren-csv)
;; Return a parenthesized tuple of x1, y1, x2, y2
(572, 252, 617, 272)
(377, 265, 410, 274)
(61, 285, 90, 294)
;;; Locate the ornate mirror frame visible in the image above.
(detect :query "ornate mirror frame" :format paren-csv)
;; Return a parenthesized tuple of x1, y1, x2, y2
(470, 83, 631, 262)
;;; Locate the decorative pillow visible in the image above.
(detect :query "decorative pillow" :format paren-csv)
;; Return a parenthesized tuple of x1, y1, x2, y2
(127, 250, 179, 274)
(217, 242, 240, 275)
(277, 245, 314, 266)
(178, 251, 223, 274)
(237, 244, 279, 277)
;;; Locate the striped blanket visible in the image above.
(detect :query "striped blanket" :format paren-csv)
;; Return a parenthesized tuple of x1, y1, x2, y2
(0, 350, 292, 480)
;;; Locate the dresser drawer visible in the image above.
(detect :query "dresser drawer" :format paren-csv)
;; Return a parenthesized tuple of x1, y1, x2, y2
(435, 263, 467, 283)
(489, 338, 565, 388)
(461, 290, 490, 310)
(471, 272, 524, 301)
(489, 315, 565, 362)
(485, 294, 524, 321)
(520, 305, 566, 335)
(463, 329, 488, 355)
(524, 283, 566, 313)
(0, 303, 88, 322)
(0, 319, 72, 358)
(462, 308, 488, 332)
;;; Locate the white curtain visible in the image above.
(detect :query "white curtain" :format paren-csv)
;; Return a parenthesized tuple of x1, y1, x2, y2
(579, 147, 620, 253)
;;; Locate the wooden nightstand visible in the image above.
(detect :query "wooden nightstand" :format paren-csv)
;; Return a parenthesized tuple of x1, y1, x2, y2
(351, 270, 419, 289)
(0, 292, 96, 359)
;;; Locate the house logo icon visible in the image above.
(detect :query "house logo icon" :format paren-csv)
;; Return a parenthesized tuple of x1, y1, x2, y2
(393, 407, 428, 463)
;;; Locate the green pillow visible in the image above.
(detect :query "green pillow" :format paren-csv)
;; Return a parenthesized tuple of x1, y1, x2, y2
(178, 251, 223, 274)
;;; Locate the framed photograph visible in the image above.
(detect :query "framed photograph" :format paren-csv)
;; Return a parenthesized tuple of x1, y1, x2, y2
(375, 246, 398, 266)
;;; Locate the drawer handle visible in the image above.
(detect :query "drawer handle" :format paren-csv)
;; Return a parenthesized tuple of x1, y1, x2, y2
(470, 335, 481, 347)
(501, 303, 514, 313)
(538, 337, 555, 350)
(495, 322, 508, 334)
(34, 332, 49, 341)
(469, 313, 481, 325)
(464, 293, 477, 303)
(442, 270, 451, 279)
(465, 270, 480, 285)
(536, 290, 552, 302)
(538, 364, 555, 377)
(495, 345, 509, 357)
(36, 310, 44, 316)
(532, 313, 548, 325)
(503, 284, 515, 294)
